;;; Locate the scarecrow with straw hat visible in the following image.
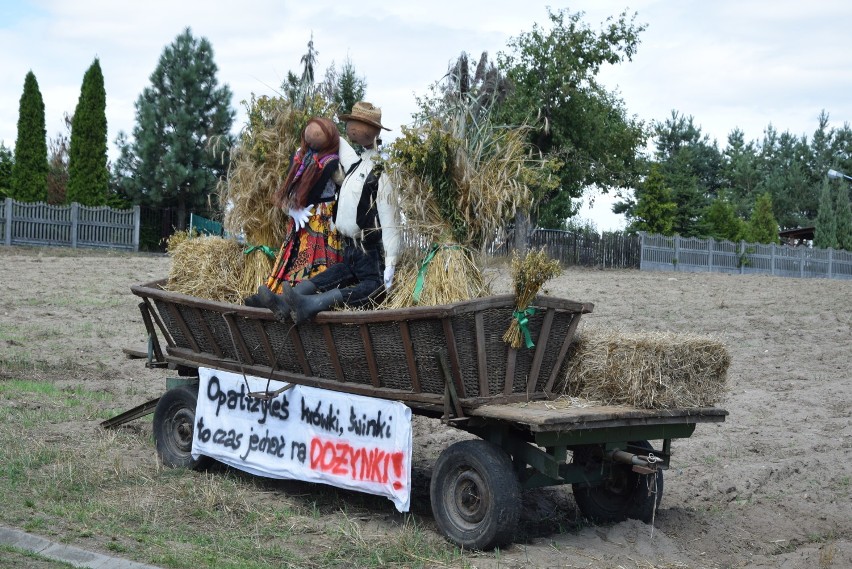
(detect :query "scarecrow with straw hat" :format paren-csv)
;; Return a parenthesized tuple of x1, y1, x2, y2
(256, 101, 400, 323)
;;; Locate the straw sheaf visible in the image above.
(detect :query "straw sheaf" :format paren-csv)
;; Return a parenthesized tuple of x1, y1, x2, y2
(218, 95, 335, 249)
(381, 246, 490, 308)
(559, 329, 730, 409)
(164, 236, 246, 304)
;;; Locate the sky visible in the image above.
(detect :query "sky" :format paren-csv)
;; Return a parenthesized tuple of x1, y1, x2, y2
(2, 0, 852, 230)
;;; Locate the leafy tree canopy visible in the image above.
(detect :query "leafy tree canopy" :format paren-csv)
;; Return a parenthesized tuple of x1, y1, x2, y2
(496, 8, 648, 229)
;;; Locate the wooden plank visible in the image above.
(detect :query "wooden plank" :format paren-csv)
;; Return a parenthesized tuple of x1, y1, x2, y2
(469, 402, 729, 432)
(322, 323, 346, 382)
(474, 311, 489, 397)
(503, 347, 517, 396)
(221, 312, 254, 366)
(525, 307, 555, 395)
(143, 297, 174, 347)
(190, 306, 224, 358)
(441, 317, 466, 399)
(251, 319, 277, 367)
(165, 347, 445, 407)
(543, 312, 583, 396)
(290, 327, 312, 377)
(399, 321, 421, 393)
(360, 324, 381, 388)
(166, 302, 200, 353)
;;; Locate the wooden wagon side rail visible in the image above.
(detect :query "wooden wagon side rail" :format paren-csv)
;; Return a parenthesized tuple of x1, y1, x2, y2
(131, 280, 594, 411)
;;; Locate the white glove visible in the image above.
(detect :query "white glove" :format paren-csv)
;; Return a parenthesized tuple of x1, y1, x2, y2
(288, 205, 314, 231)
(383, 265, 395, 291)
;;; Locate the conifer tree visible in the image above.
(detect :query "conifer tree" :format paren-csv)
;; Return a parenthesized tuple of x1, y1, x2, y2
(68, 58, 108, 205)
(813, 179, 837, 249)
(0, 143, 13, 199)
(629, 164, 676, 235)
(113, 28, 234, 226)
(746, 192, 780, 244)
(835, 185, 852, 251)
(11, 71, 48, 202)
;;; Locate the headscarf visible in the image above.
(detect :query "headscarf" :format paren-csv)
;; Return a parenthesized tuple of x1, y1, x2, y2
(273, 117, 340, 209)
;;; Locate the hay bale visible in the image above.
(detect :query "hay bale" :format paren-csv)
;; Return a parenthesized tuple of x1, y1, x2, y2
(164, 236, 247, 304)
(559, 329, 730, 409)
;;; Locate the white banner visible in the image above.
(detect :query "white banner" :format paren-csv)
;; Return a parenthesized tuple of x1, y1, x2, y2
(191, 368, 413, 512)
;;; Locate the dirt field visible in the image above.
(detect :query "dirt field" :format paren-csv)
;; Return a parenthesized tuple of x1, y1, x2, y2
(1, 246, 850, 568)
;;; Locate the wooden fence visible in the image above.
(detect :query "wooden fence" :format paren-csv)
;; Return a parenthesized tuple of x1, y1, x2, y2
(483, 228, 641, 269)
(640, 232, 852, 280)
(0, 198, 140, 251)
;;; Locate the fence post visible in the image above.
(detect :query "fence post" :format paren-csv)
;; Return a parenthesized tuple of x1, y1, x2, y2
(133, 205, 141, 252)
(708, 237, 714, 273)
(771, 243, 776, 276)
(3, 198, 11, 246)
(70, 202, 79, 249)
(740, 240, 746, 274)
(674, 236, 680, 271)
(828, 248, 833, 279)
(799, 247, 804, 278)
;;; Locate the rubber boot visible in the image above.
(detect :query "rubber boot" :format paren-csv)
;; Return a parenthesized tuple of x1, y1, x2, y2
(243, 285, 269, 308)
(289, 288, 343, 324)
(256, 285, 292, 322)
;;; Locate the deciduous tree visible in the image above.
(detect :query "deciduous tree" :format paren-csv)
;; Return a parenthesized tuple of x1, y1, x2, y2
(496, 8, 647, 233)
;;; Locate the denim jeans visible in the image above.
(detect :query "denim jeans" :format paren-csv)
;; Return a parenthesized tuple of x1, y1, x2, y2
(309, 242, 384, 307)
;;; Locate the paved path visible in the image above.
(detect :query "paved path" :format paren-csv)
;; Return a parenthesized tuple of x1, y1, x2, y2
(0, 526, 163, 569)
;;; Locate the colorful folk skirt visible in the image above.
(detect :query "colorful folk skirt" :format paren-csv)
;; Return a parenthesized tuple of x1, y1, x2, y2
(266, 201, 344, 292)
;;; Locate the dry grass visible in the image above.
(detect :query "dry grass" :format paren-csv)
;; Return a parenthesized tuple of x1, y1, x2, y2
(559, 329, 730, 409)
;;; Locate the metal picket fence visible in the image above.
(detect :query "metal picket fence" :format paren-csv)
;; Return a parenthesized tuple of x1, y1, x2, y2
(640, 232, 852, 280)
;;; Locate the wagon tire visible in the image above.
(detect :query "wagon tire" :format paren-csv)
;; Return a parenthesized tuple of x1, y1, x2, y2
(430, 439, 520, 550)
(153, 385, 211, 470)
(571, 440, 663, 524)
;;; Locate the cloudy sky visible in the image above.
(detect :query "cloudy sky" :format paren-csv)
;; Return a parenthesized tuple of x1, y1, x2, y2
(2, 0, 851, 229)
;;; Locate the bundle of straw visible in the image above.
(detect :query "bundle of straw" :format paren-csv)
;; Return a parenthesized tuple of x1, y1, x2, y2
(164, 236, 246, 304)
(383, 245, 489, 308)
(502, 248, 562, 348)
(385, 102, 552, 307)
(559, 329, 730, 409)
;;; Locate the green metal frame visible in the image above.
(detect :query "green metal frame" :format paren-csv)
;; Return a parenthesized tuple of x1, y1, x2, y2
(462, 420, 695, 490)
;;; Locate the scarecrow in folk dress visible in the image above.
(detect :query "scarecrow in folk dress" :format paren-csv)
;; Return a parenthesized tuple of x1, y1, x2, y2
(256, 101, 400, 323)
(245, 117, 345, 308)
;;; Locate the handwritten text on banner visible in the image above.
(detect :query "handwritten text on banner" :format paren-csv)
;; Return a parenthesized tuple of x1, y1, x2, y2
(191, 367, 413, 511)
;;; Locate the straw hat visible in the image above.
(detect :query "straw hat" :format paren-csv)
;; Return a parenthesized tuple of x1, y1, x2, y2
(338, 101, 390, 131)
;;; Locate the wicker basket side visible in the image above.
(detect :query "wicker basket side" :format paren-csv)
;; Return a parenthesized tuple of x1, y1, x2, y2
(407, 318, 446, 396)
(368, 321, 415, 392)
(298, 324, 337, 381)
(332, 323, 374, 385)
(154, 299, 186, 348)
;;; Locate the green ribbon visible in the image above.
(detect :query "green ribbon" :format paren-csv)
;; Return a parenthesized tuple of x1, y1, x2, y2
(412, 244, 440, 304)
(243, 244, 277, 260)
(512, 307, 537, 349)
(412, 243, 462, 304)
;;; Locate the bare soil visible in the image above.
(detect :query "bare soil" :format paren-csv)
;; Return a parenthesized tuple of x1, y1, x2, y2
(1, 246, 850, 568)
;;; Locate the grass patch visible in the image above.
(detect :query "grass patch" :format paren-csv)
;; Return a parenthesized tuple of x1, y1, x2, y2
(0, 544, 78, 568)
(0, 379, 467, 568)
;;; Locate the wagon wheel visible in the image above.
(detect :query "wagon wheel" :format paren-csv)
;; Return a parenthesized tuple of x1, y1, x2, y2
(571, 440, 663, 524)
(430, 439, 521, 550)
(153, 385, 212, 470)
